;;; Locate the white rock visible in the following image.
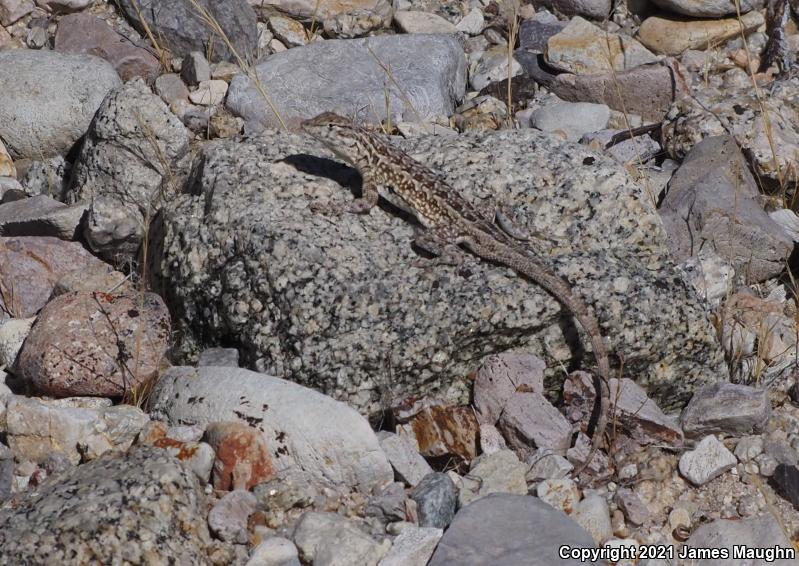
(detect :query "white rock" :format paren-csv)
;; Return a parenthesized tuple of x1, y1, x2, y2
(458, 449, 528, 506)
(208, 490, 257, 544)
(394, 10, 456, 34)
(247, 536, 300, 566)
(526, 450, 573, 481)
(148, 366, 393, 491)
(572, 494, 613, 545)
(189, 80, 228, 106)
(469, 45, 522, 91)
(294, 511, 390, 565)
(531, 102, 610, 142)
(770, 208, 799, 243)
(536, 478, 580, 514)
(734, 435, 764, 462)
(378, 526, 443, 566)
(679, 435, 737, 486)
(455, 8, 484, 35)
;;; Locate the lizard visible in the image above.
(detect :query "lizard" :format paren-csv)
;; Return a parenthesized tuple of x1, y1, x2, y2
(301, 112, 612, 477)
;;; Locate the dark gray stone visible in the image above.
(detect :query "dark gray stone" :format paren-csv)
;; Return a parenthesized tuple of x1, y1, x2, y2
(680, 382, 771, 438)
(518, 17, 566, 52)
(428, 493, 599, 565)
(410, 472, 458, 529)
(0, 443, 12, 502)
(198, 347, 240, 367)
(0, 195, 88, 240)
(0, 446, 211, 563)
(116, 0, 257, 63)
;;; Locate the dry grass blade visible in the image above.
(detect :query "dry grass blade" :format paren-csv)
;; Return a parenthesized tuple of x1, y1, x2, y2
(366, 43, 424, 125)
(121, 0, 171, 71)
(186, 0, 288, 131)
(499, 0, 520, 126)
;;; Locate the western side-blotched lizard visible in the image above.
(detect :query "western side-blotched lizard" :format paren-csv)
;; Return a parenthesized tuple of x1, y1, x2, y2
(301, 112, 612, 477)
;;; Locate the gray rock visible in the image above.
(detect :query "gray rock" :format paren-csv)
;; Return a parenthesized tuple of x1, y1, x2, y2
(116, 0, 257, 63)
(0, 446, 212, 563)
(497, 391, 573, 456)
(532, 102, 610, 142)
(685, 513, 796, 565)
(155, 73, 190, 105)
(428, 493, 600, 565)
(613, 488, 649, 526)
(0, 50, 121, 160)
(366, 482, 407, 523)
(734, 435, 764, 462)
(681, 382, 771, 438)
(518, 15, 566, 52)
(377, 431, 433, 487)
(198, 347, 240, 367)
(455, 8, 483, 35)
(394, 10, 456, 34)
(0, 194, 88, 240)
(0, 0, 34, 26)
(764, 438, 798, 466)
(149, 129, 726, 414)
(678, 435, 737, 486)
(458, 449, 528, 506)
(470, 45, 522, 91)
(474, 353, 545, 425)
(4, 395, 148, 465)
(378, 526, 442, 566)
(148, 366, 393, 492)
(67, 78, 190, 262)
(0, 442, 12, 502)
(541, 0, 610, 18)
(226, 34, 466, 129)
(526, 450, 574, 481)
(659, 135, 792, 283)
(292, 511, 389, 566)
(572, 495, 612, 545)
(18, 155, 70, 198)
(536, 478, 580, 514)
(649, 0, 753, 16)
(182, 51, 211, 85)
(410, 472, 458, 529)
(208, 489, 257, 544)
(247, 537, 301, 566)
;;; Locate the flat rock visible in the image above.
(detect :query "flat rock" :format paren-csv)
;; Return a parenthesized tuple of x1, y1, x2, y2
(0, 446, 211, 563)
(536, 478, 580, 514)
(208, 489, 257, 543)
(0, 0, 34, 26)
(0, 50, 121, 160)
(650, 0, 754, 16)
(0, 236, 108, 318)
(148, 366, 393, 492)
(428, 493, 600, 565)
(116, 0, 257, 62)
(498, 391, 573, 456)
(638, 11, 764, 56)
(248, 537, 300, 566)
(0, 317, 34, 368)
(377, 431, 434, 487)
(17, 291, 171, 397)
(249, 0, 392, 23)
(678, 435, 737, 486)
(149, 129, 726, 414)
(685, 513, 796, 565)
(226, 34, 466, 129)
(378, 526, 442, 566)
(659, 135, 792, 283)
(0, 194, 88, 240)
(546, 17, 658, 74)
(537, 0, 610, 19)
(474, 352, 545, 424)
(530, 101, 610, 141)
(681, 382, 771, 438)
(54, 13, 160, 81)
(198, 347, 240, 367)
(394, 10, 456, 34)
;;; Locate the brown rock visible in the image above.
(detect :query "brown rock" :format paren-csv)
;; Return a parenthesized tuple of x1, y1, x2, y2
(54, 14, 161, 81)
(0, 236, 107, 318)
(51, 264, 132, 297)
(396, 401, 479, 463)
(549, 61, 686, 122)
(17, 290, 171, 397)
(205, 421, 276, 491)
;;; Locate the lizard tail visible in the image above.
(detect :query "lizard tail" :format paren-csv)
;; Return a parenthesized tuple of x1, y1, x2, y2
(485, 242, 612, 478)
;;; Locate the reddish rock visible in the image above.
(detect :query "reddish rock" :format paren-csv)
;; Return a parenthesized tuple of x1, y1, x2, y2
(205, 421, 275, 491)
(396, 401, 479, 463)
(474, 353, 546, 425)
(17, 291, 170, 397)
(55, 14, 161, 82)
(0, 236, 108, 318)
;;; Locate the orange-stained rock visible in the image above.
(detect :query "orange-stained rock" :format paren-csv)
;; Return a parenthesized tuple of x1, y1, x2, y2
(205, 421, 276, 491)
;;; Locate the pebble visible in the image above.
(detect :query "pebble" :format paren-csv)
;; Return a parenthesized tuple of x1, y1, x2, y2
(268, 15, 308, 47)
(536, 478, 580, 514)
(410, 472, 458, 529)
(208, 489, 258, 544)
(205, 420, 275, 490)
(189, 79, 228, 106)
(181, 51, 211, 86)
(377, 431, 433, 487)
(679, 435, 737, 486)
(458, 449, 528, 506)
(681, 382, 771, 438)
(378, 526, 443, 566)
(246, 536, 300, 566)
(394, 10, 456, 34)
(531, 102, 610, 142)
(572, 495, 613, 545)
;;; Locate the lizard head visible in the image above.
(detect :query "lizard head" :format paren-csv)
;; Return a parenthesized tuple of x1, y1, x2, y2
(300, 112, 365, 164)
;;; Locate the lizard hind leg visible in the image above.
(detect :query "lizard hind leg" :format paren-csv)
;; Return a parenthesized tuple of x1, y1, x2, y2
(411, 228, 467, 269)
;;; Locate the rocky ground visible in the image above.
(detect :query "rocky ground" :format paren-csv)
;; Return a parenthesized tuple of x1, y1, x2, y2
(1, 0, 799, 564)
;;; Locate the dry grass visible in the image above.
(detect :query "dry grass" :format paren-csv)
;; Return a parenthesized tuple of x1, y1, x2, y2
(499, 0, 521, 127)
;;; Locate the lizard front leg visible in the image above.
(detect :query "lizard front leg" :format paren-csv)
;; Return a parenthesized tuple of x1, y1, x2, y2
(411, 227, 467, 269)
(310, 170, 380, 215)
